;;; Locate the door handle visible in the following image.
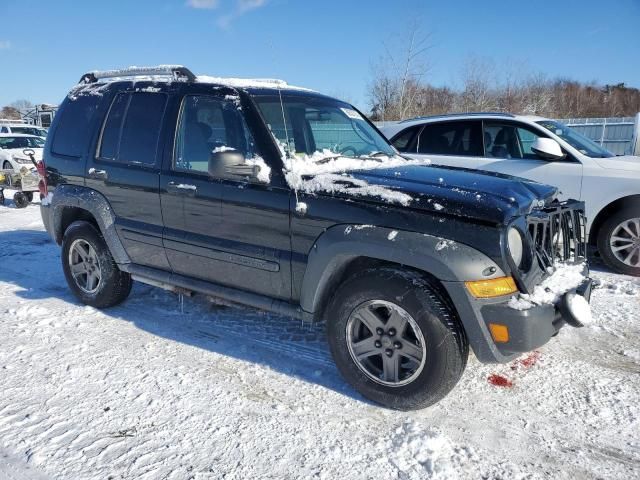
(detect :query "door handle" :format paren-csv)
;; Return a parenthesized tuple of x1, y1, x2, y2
(88, 168, 108, 180)
(167, 182, 197, 195)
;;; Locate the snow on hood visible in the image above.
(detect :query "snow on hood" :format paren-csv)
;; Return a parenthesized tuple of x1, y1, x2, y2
(282, 149, 431, 206)
(593, 155, 640, 173)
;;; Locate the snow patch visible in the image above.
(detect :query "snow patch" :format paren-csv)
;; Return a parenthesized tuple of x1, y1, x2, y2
(508, 262, 588, 310)
(435, 239, 457, 251)
(567, 293, 593, 325)
(388, 230, 398, 241)
(384, 420, 478, 480)
(244, 156, 271, 183)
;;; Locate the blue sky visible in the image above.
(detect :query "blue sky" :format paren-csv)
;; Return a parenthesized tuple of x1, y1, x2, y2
(0, 0, 638, 111)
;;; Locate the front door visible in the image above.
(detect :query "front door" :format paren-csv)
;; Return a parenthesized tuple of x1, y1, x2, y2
(160, 92, 292, 300)
(476, 121, 583, 201)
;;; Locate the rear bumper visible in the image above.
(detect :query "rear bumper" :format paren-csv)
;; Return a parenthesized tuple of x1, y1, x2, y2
(40, 204, 55, 242)
(442, 274, 593, 364)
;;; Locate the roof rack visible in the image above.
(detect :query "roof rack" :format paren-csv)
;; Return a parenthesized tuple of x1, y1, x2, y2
(79, 65, 196, 84)
(400, 112, 515, 123)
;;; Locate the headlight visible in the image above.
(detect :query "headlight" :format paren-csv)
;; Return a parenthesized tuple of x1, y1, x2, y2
(507, 227, 524, 268)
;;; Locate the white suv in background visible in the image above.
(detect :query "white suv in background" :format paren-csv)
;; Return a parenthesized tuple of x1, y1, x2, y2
(381, 113, 640, 276)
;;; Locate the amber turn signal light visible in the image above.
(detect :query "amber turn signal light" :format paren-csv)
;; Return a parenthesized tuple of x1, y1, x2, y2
(465, 276, 518, 299)
(488, 323, 510, 343)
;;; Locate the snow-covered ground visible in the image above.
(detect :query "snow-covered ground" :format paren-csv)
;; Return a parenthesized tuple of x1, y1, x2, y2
(0, 198, 638, 479)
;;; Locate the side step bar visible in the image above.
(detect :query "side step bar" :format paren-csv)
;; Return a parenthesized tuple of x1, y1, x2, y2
(122, 264, 308, 321)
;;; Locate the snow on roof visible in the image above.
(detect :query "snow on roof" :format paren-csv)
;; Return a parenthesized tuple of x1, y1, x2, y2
(196, 75, 313, 92)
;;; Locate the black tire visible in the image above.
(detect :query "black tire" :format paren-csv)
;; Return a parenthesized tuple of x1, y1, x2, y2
(0, 190, 4, 206)
(24, 192, 33, 202)
(325, 267, 468, 410)
(61, 221, 132, 308)
(13, 191, 28, 208)
(597, 207, 640, 276)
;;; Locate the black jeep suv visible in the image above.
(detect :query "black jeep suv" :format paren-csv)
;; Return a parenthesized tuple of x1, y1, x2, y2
(40, 66, 592, 410)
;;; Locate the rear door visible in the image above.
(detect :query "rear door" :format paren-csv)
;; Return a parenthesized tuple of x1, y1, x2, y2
(393, 121, 484, 169)
(160, 91, 292, 300)
(85, 88, 171, 270)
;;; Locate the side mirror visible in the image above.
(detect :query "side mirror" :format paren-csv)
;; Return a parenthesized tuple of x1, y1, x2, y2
(208, 148, 260, 181)
(531, 138, 566, 161)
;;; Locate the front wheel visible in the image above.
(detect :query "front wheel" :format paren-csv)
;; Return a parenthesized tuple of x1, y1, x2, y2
(597, 208, 640, 276)
(325, 268, 468, 410)
(61, 221, 132, 308)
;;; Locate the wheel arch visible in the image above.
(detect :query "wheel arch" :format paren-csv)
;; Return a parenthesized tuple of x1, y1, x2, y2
(50, 184, 130, 264)
(300, 224, 506, 321)
(589, 194, 640, 246)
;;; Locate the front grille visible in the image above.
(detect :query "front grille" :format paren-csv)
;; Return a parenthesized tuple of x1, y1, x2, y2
(527, 201, 587, 271)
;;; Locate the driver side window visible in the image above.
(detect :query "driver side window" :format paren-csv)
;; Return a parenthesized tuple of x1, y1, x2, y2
(174, 95, 258, 175)
(483, 122, 547, 160)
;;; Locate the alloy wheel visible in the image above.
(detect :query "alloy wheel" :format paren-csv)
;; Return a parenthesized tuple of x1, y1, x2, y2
(609, 218, 640, 267)
(68, 239, 102, 294)
(346, 300, 426, 387)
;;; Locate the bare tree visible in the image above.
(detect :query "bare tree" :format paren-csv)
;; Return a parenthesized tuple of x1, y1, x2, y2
(458, 56, 496, 112)
(368, 20, 431, 121)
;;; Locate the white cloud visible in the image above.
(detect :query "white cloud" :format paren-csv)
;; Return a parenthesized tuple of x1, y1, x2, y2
(238, 0, 267, 13)
(0, 41, 11, 50)
(186, 0, 220, 9)
(216, 0, 268, 28)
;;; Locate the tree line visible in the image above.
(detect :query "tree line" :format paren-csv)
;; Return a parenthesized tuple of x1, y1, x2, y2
(368, 24, 640, 122)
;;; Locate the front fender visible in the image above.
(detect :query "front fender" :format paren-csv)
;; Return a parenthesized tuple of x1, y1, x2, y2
(300, 224, 506, 315)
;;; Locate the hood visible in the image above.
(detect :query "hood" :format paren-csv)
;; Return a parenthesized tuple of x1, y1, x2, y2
(593, 155, 640, 172)
(336, 164, 558, 225)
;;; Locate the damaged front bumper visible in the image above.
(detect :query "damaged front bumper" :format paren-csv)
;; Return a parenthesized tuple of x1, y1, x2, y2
(442, 274, 594, 364)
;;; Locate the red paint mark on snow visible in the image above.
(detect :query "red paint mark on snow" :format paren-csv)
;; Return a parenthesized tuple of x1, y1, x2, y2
(510, 350, 541, 370)
(487, 374, 513, 388)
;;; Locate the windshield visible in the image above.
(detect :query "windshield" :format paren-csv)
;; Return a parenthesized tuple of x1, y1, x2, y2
(12, 126, 47, 137)
(536, 120, 614, 158)
(253, 94, 395, 161)
(0, 136, 45, 149)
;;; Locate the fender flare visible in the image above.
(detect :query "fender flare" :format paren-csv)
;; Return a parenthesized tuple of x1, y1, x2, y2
(299, 224, 506, 315)
(49, 184, 130, 264)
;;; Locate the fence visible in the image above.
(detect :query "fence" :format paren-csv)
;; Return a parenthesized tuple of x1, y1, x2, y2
(556, 114, 640, 156)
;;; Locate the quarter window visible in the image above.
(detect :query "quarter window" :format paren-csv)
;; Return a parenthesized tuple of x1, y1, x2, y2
(52, 95, 101, 157)
(417, 121, 483, 156)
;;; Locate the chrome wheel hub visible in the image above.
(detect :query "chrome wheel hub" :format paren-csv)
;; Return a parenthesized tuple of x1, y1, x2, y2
(68, 239, 102, 294)
(609, 218, 640, 267)
(346, 300, 426, 387)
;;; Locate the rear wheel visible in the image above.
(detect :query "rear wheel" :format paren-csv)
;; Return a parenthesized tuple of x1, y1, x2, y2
(62, 221, 132, 308)
(597, 208, 640, 276)
(325, 268, 468, 410)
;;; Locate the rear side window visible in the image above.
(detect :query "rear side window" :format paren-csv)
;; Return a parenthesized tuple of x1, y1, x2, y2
(98, 92, 167, 165)
(417, 121, 483, 156)
(52, 95, 101, 157)
(99, 93, 128, 160)
(391, 125, 421, 152)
